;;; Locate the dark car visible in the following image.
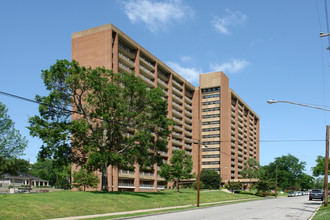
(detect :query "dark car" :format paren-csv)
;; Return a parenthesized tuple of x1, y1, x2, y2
(309, 189, 324, 201)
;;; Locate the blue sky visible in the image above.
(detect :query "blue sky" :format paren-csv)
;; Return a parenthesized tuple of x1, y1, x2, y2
(1, 0, 330, 175)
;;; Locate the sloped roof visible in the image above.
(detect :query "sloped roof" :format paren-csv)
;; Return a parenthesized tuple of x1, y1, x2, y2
(1, 171, 48, 182)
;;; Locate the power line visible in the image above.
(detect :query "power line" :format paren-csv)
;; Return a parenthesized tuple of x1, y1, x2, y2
(0, 90, 326, 144)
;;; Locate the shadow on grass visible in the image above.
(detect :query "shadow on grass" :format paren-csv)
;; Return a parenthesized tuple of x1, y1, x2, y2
(88, 190, 166, 198)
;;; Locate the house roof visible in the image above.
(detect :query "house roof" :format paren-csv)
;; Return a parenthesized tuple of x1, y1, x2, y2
(1, 171, 48, 182)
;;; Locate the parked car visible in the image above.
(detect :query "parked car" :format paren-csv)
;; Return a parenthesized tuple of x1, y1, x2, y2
(288, 192, 296, 197)
(309, 189, 324, 201)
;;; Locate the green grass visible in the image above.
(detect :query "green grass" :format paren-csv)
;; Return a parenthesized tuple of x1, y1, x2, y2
(0, 189, 260, 220)
(312, 204, 330, 220)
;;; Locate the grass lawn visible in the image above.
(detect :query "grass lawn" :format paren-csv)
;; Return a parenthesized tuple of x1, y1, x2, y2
(312, 203, 330, 220)
(0, 189, 261, 219)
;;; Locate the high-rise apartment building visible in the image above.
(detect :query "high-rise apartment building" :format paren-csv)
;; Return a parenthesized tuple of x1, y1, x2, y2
(71, 24, 259, 192)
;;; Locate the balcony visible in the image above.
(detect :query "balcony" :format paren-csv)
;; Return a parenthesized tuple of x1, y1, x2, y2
(172, 93, 183, 104)
(172, 86, 183, 97)
(184, 123, 192, 130)
(139, 184, 154, 189)
(172, 116, 183, 125)
(119, 53, 135, 68)
(140, 65, 155, 79)
(139, 74, 155, 87)
(172, 146, 182, 150)
(185, 110, 192, 118)
(172, 80, 183, 89)
(118, 182, 135, 188)
(172, 101, 183, 111)
(119, 63, 134, 74)
(118, 43, 135, 59)
(174, 125, 183, 132)
(185, 137, 192, 143)
(158, 69, 169, 80)
(157, 78, 168, 89)
(185, 144, 192, 150)
(172, 131, 182, 138)
(140, 56, 155, 71)
(172, 109, 183, 118)
(185, 96, 192, 104)
(185, 103, 192, 111)
(184, 117, 192, 124)
(184, 129, 192, 137)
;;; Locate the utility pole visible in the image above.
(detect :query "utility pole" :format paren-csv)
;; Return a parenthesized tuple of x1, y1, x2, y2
(196, 89, 201, 207)
(275, 165, 278, 198)
(28, 158, 31, 192)
(325, 125, 329, 207)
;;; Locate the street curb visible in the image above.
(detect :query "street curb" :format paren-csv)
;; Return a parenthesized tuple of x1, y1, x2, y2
(307, 203, 322, 220)
(46, 198, 261, 220)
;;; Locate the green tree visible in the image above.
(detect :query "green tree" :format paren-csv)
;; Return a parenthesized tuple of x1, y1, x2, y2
(0, 157, 29, 176)
(200, 169, 221, 189)
(227, 181, 242, 192)
(0, 102, 28, 175)
(159, 150, 194, 192)
(311, 155, 329, 177)
(72, 168, 100, 191)
(30, 158, 71, 188)
(263, 154, 306, 190)
(255, 179, 275, 193)
(28, 60, 173, 191)
(314, 177, 324, 189)
(240, 158, 261, 189)
(300, 173, 314, 190)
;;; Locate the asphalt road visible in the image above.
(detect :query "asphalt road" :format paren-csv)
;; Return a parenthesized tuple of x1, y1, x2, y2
(131, 196, 322, 220)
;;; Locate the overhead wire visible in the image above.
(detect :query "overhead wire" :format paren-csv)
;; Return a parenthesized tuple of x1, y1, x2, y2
(0, 90, 326, 144)
(315, 0, 328, 126)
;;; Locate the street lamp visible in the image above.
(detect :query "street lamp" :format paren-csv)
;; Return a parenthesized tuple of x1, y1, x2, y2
(194, 139, 207, 207)
(267, 99, 330, 112)
(267, 99, 330, 206)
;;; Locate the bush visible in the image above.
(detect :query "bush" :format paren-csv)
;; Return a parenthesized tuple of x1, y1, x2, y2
(192, 181, 205, 190)
(200, 169, 221, 189)
(238, 191, 254, 195)
(8, 185, 13, 189)
(255, 192, 264, 197)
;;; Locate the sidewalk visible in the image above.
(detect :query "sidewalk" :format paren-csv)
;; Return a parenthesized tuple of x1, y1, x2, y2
(47, 198, 258, 220)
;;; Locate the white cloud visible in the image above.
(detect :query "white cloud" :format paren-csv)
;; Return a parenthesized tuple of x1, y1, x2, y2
(167, 61, 200, 84)
(180, 56, 192, 63)
(123, 0, 194, 33)
(212, 9, 247, 35)
(210, 58, 249, 74)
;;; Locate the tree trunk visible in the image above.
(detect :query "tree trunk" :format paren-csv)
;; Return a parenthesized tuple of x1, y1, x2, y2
(101, 164, 109, 192)
(176, 180, 180, 192)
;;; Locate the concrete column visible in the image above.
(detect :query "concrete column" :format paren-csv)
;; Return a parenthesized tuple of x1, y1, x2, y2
(153, 164, 158, 192)
(113, 167, 118, 191)
(135, 49, 140, 77)
(113, 32, 119, 73)
(134, 162, 140, 192)
(108, 165, 113, 191)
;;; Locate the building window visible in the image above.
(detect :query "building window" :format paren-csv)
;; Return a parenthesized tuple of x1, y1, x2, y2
(202, 127, 220, 132)
(204, 168, 220, 171)
(202, 120, 220, 125)
(202, 100, 220, 106)
(202, 107, 220, 112)
(202, 114, 220, 119)
(202, 93, 220, 99)
(202, 134, 220, 139)
(202, 141, 220, 145)
(202, 147, 220, 152)
(202, 161, 220, 165)
(202, 154, 220, 158)
(202, 87, 220, 93)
